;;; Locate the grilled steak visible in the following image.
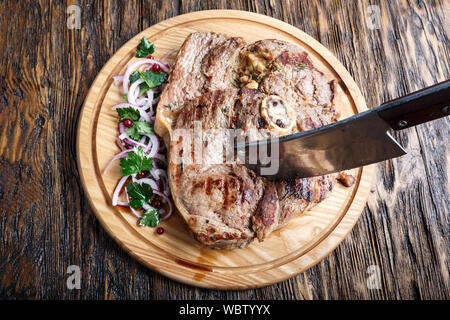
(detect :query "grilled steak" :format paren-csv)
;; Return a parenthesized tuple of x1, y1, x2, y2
(157, 32, 344, 249)
(155, 33, 246, 145)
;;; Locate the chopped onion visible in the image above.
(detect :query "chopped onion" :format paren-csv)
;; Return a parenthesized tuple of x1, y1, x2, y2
(112, 175, 130, 206)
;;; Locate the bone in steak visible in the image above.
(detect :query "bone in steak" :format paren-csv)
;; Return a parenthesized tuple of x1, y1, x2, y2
(157, 32, 345, 249)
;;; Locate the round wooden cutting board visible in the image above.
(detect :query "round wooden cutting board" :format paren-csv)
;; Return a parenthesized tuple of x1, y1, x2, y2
(76, 10, 374, 289)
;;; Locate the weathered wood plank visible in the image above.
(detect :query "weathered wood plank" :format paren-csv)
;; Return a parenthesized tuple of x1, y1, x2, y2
(0, 0, 448, 299)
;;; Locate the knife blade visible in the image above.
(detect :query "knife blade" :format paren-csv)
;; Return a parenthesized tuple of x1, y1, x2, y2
(236, 80, 450, 179)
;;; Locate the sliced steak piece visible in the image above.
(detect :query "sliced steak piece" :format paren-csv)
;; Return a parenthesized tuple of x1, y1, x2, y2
(155, 33, 246, 145)
(176, 164, 263, 249)
(169, 90, 264, 249)
(251, 179, 280, 240)
(159, 32, 228, 108)
(202, 37, 246, 91)
(275, 174, 335, 229)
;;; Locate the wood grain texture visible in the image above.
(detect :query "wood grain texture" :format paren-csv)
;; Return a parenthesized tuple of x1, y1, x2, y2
(0, 0, 448, 299)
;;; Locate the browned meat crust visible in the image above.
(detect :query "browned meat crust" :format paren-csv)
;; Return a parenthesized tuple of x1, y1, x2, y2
(158, 33, 349, 249)
(159, 32, 230, 108)
(251, 179, 279, 240)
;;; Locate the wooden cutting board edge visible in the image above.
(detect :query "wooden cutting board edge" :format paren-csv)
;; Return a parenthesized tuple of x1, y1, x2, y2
(76, 10, 374, 289)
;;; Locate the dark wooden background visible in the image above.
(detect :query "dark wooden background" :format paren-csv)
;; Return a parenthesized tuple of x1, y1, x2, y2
(0, 0, 448, 300)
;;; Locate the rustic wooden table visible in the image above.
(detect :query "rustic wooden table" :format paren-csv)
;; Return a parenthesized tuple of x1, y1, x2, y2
(0, 0, 448, 300)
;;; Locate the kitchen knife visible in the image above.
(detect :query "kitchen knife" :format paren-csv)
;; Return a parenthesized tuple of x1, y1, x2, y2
(236, 79, 450, 179)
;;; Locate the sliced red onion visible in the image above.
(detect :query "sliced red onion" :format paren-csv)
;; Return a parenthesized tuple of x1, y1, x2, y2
(103, 149, 133, 174)
(122, 60, 151, 94)
(116, 138, 126, 151)
(135, 97, 147, 106)
(128, 78, 144, 105)
(122, 58, 169, 94)
(112, 102, 136, 110)
(118, 122, 149, 149)
(145, 134, 159, 158)
(142, 58, 170, 73)
(112, 175, 130, 206)
(147, 89, 154, 106)
(152, 153, 166, 162)
(150, 168, 167, 180)
(134, 177, 159, 191)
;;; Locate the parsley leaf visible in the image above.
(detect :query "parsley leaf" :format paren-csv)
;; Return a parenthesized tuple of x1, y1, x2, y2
(129, 70, 163, 97)
(139, 209, 160, 227)
(126, 182, 153, 209)
(134, 121, 154, 134)
(129, 70, 141, 83)
(137, 82, 151, 97)
(135, 37, 155, 58)
(125, 126, 141, 141)
(116, 107, 140, 122)
(139, 70, 167, 89)
(125, 121, 154, 141)
(120, 146, 153, 176)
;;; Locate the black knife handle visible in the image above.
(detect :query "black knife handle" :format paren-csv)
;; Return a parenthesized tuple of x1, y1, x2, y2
(376, 79, 450, 130)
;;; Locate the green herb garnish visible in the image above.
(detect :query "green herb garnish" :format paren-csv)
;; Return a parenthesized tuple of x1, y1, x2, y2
(116, 107, 140, 122)
(120, 146, 153, 176)
(128, 70, 166, 97)
(139, 209, 161, 227)
(125, 121, 154, 140)
(129, 70, 141, 83)
(126, 182, 153, 209)
(139, 70, 167, 89)
(135, 37, 155, 58)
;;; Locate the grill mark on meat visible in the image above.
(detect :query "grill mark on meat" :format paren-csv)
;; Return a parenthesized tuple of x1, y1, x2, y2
(300, 178, 314, 202)
(205, 177, 212, 195)
(222, 179, 229, 207)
